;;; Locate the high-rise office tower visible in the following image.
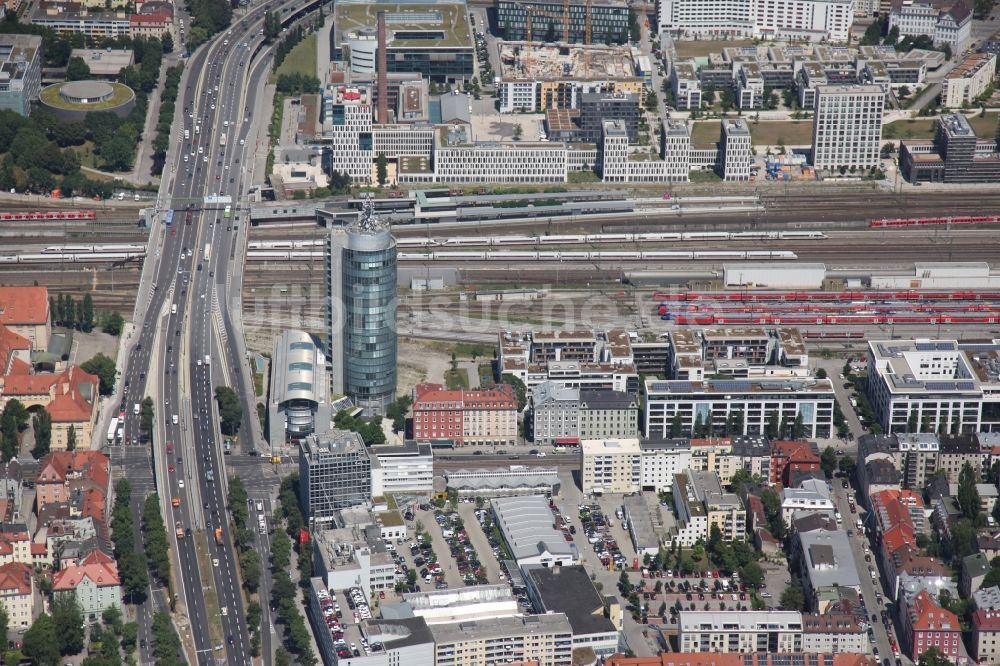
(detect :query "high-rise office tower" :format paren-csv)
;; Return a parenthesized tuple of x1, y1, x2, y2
(811, 84, 884, 171)
(327, 197, 398, 415)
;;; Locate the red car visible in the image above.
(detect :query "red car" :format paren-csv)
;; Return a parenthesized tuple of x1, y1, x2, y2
(168, 464, 175, 473)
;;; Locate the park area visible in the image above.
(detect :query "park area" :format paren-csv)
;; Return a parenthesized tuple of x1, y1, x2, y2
(275, 32, 316, 79)
(690, 119, 815, 147)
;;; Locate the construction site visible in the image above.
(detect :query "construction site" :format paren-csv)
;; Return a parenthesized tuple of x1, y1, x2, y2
(497, 41, 638, 81)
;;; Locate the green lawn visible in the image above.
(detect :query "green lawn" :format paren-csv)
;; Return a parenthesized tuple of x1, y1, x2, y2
(444, 368, 469, 390)
(884, 112, 1000, 141)
(275, 32, 317, 79)
(690, 119, 814, 147)
(674, 39, 755, 59)
(478, 364, 495, 387)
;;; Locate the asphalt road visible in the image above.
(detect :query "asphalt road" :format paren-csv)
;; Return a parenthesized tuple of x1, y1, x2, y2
(112, 2, 317, 663)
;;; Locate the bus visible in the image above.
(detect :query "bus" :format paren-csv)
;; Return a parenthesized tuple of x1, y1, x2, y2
(223, 205, 231, 219)
(204, 243, 211, 261)
(106, 417, 119, 444)
(165, 209, 174, 226)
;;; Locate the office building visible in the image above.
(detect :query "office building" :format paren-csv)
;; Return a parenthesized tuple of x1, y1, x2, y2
(268, 330, 331, 448)
(499, 330, 640, 395)
(639, 438, 692, 492)
(578, 390, 639, 440)
(794, 528, 862, 611)
(644, 377, 836, 439)
(322, 85, 375, 182)
(580, 438, 641, 494)
(444, 466, 561, 497)
(865, 339, 1000, 434)
(530, 382, 580, 446)
(941, 52, 996, 108)
(312, 526, 396, 598)
(490, 495, 577, 567)
(522, 564, 620, 657)
(901, 113, 1000, 184)
(811, 84, 884, 171)
(0, 35, 41, 116)
(430, 614, 574, 666)
(657, 0, 853, 42)
(28, 9, 131, 39)
(370, 442, 435, 496)
(671, 60, 702, 110)
(716, 119, 753, 180)
(326, 199, 397, 415)
(434, 125, 569, 183)
(411, 383, 518, 446)
(888, 0, 972, 54)
(577, 92, 640, 143)
(496, 0, 630, 44)
(332, 0, 474, 82)
(298, 431, 372, 524)
(677, 611, 804, 652)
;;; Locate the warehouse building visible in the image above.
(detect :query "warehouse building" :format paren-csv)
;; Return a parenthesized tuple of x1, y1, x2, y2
(490, 495, 577, 567)
(443, 466, 562, 497)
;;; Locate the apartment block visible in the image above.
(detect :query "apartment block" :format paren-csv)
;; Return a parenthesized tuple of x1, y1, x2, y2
(431, 613, 574, 666)
(677, 610, 804, 652)
(671, 470, 746, 545)
(941, 52, 996, 108)
(717, 119, 753, 180)
(671, 60, 703, 110)
(639, 438, 693, 492)
(972, 608, 1000, 665)
(580, 438, 641, 494)
(865, 339, 1000, 434)
(811, 84, 884, 171)
(412, 383, 518, 446)
(578, 390, 639, 440)
(530, 382, 581, 445)
(802, 614, 870, 653)
(657, 0, 853, 42)
(903, 590, 961, 662)
(888, 0, 971, 54)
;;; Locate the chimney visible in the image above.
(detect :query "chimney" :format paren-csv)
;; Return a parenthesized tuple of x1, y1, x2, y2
(376, 10, 389, 124)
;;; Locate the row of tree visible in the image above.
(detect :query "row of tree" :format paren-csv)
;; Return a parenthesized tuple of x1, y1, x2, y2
(152, 64, 186, 175)
(151, 611, 185, 666)
(215, 385, 243, 436)
(275, 72, 321, 96)
(226, 476, 262, 599)
(272, 473, 317, 666)
(111, 478, 151, 602)
(273, 25, 307, 71)
(185, 0, 232, 50)
(142, 493, 171, 589)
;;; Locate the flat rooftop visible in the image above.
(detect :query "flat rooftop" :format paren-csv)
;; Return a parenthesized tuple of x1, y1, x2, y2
(498, 41, 637, 81)
(429, 613, 572, 645)
(334, 0, 473, 49)
(645, 377, 835, 395)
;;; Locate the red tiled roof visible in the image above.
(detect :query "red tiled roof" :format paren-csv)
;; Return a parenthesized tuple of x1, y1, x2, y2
(29, 543, 46, 556)
(0, 325, 30, 374)
(908, 590, 958, 632)
(974, 608, 1000, 632)
(37, 451, 110, 490)
(0, 562, 32, 595)
(52, 558, 119, 591)
(771, 440, 820, 462)
(0, 287, 48, 326)
(414, 383, 517, 409)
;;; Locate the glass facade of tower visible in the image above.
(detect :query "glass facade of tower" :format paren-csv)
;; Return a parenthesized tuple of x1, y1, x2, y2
(341, 229, 397, 414)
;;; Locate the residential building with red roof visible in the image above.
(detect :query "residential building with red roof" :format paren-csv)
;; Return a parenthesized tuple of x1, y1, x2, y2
(35, 451, 110, 515)
(0, 561, 34, 628)
(52, 549, 120, 620)
(973, 608, 1000, 664)
(0, 524, 31, 567)
(770, 440, 821, 486)
(412, 383, 517, 446)
(0, 286, 50, 350)
(129, 6, 173, 38)
(903, 590, 960, 662)
(1, 365, 98, 450)
(0, 325, 31, 376)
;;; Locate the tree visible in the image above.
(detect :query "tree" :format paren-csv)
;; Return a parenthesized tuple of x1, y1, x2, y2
(162, 31, 174, 53)
(66, 424, 76, 451)
(270, 527, 292, 570)
(32, 408, 52, 458)
(791, 413, 805, 440)
(81, 293, 94, 332)
(765, 411, 779, 439)
(65, 56, 91, 81)
(0, 606, 8, 650)
(820, 446, 837, 478)
(838, 456, 856, 476)
(741, 561, 765, 588)
(81, 353, 116, 395)
(860, 18, 883, 46)
(645, 91, 659, 112)
(780, 580, 805, 611)
(22, 612, 59, 666)
(51, 595, 85, 655)
(214, 385, 243, 436)
(918, 647, 955, 666)
(501, 374, 527, 411)
(376, 153, 388, 186)
(140, 396, 154, 441)
(102, 311, 125, 336)
(958, 462, 981, 521)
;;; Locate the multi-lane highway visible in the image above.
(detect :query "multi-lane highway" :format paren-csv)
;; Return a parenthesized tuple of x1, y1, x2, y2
(113, 1, 323, 663)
